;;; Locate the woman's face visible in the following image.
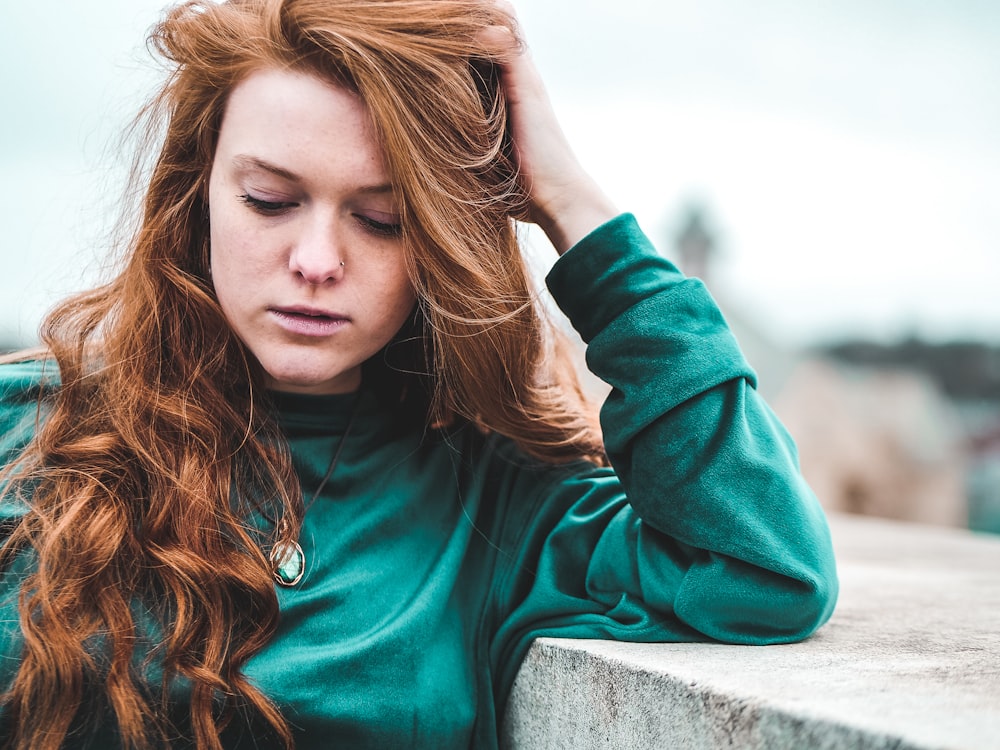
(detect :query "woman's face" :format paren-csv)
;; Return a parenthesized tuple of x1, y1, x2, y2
(208, 68, 416, 395)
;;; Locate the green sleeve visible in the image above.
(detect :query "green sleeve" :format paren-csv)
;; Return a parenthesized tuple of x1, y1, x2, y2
(490, 214, 838, 705)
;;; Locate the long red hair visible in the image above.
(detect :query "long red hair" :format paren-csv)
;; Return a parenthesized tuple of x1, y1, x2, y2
(0, 1, 603, 747)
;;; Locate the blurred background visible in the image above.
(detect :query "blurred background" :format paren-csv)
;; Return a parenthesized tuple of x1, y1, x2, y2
(1, 0, 998, 532)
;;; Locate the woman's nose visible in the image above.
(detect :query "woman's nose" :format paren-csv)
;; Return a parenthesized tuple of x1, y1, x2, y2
(288, 219, 346, 284)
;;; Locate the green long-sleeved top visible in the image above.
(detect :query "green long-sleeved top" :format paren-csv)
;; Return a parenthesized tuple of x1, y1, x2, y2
(0, 214, 837, 748)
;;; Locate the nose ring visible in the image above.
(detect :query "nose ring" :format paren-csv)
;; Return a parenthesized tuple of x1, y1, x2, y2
(339, 261, 345, 268)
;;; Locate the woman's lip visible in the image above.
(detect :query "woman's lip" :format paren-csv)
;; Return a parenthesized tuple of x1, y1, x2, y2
(274, 304, 346, 318)
(269, 307, 349, 336)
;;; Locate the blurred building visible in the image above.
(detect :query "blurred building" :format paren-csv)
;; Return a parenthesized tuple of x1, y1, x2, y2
(773, 359, 967, 527)
(821, 338, 1000, 533)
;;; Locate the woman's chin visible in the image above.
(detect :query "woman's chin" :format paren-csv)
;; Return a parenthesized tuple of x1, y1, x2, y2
(262, 363, 362, 395)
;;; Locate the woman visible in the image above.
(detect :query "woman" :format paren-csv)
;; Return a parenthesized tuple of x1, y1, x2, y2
(0, 0, 837, 748)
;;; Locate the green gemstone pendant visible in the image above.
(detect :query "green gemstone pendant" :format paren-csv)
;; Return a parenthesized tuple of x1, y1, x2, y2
(271, 539, 305, 586)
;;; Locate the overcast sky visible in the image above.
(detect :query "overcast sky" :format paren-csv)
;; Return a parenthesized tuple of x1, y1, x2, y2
(1, 0, 998, 349)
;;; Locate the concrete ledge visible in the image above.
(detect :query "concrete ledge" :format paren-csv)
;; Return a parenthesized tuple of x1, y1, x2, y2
(502, 514, 1000, 749)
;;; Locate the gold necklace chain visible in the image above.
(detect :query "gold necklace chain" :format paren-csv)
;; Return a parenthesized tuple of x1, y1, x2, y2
(270, 394, 362, 587)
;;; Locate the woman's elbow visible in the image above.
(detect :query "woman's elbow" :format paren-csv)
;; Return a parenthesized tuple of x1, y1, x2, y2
(677, 562, 839, 645)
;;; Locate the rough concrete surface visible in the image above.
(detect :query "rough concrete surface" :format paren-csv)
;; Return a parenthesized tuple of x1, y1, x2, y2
(502, 513, 1000, 749)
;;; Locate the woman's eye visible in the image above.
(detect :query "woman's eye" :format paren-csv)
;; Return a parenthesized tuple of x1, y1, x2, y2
(357, 214, 403, 239)
(238, 193, 296, 214)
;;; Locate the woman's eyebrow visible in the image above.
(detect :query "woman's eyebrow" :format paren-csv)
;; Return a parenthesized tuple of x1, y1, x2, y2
(231, 154, 394, 196)
(232, 154, 300, 181)
(356, 183, 395, 196)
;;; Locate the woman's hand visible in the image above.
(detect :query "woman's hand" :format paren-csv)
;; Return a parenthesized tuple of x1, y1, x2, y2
(480, 6, 618, 254)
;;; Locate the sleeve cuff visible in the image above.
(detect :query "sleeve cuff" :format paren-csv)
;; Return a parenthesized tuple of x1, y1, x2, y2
(545, 213, 687, 343)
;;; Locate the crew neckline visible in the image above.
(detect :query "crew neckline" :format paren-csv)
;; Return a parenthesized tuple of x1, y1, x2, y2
(268, 388, 370, 434)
